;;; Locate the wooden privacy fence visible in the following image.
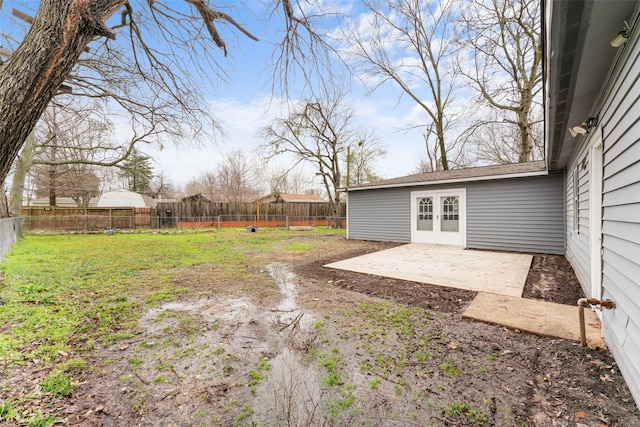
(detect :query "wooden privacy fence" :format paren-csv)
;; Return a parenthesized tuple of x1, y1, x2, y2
(150, 200, 346, 228)
(21, 202, 346, 231)
(154, 201, 342, 224)
(22, 207, 139, 232)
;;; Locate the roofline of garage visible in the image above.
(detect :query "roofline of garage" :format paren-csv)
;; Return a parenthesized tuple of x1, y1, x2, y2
(340, 170, 550, 192)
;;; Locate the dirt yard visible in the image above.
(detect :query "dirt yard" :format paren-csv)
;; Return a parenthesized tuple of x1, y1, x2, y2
(3, 234, 639, 426)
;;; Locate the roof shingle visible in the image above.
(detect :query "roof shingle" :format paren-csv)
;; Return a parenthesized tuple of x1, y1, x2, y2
(345, 161, 547, 190)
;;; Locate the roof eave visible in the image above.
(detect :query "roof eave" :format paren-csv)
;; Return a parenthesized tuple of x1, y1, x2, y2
(544, 0, 638, 171)
(342, 169, 549, 192)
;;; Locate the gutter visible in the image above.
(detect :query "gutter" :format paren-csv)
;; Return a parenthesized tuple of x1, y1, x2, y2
(542, 0, 551, 172)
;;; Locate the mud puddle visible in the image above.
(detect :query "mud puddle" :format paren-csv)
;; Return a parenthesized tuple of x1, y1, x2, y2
(138, 262, 316, 350)
(76, 262, 326, 426)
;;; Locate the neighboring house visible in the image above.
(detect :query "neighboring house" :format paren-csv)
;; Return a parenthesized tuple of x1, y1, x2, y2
(97, 189, 156, 208)
(343, 0, 640, 407)
(253, 192, 327, 204)
(181, 193, 212, 203)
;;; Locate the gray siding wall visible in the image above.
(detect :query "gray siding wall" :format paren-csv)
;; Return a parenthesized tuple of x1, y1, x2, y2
(347, 173, 565, 254)
(565, 142, 592, 292)
(593, 24, 640, 407)
(466, 173, 565, 254)
(347, 187, 411, 242)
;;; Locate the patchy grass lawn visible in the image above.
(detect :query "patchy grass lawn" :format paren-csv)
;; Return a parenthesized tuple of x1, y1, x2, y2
(0, 228, 342, 362)
(0, 228, 344, 424)
(0, 228, 638, 427)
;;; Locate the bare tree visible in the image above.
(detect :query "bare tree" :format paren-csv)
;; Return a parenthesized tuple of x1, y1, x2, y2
(414, 125, 475, 173)
(181, 152, 262, 203)
(95, 164, 121, 194)
(32, 165, 100, 207)
(463, 121, 527, 165)
(8, 128, 35, 215)
(339, 0, 463, 170)
(260, 89, 366, 222)
(64, 168, 101, 207)
(264, 165, 316, 194)
(457, 0, 542, 163)
(0, 1, 330, 194)
(9, 98, 154, 210)
(7, 41, 193, 209)
(3, 4, 214, 211)
(149, 172, 176, 199)
(0, 183, 8, 217)
(414, 131, 444, 173)
(345, 132, 386, 185)
(183, 172, 219, 201)
(217, 151, 262, 204)
(269, 0, 343, 98)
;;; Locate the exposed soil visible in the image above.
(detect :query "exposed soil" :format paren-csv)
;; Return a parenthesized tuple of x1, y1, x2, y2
(523, 255, 586, 305)
(2, 234, 639, 427)
(301, 243, 586, 313)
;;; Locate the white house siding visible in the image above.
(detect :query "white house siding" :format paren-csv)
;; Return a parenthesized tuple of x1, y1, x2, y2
(590, 23, 640, 406)
(565, 142, 592, 293)
(346, 174, 565, 254)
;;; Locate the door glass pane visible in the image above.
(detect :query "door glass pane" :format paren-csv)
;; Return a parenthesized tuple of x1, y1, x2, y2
(417, 197, 433, 231)
(441, 196, 459, 232)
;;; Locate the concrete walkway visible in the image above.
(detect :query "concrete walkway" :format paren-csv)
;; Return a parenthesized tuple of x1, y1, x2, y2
(325, 244, 532, 297)
(325, 244, 603, 345)
(463, 292, 605, 347)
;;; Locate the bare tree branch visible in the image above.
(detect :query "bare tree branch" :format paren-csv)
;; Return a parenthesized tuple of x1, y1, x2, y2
(259, 87, 379, 222)
(457, 0, 542, 163)
(338, 0, 463, 170)
(0, 0, 337, 195)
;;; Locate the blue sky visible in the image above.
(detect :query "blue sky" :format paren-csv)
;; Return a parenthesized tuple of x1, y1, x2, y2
(1, 1, 434, 189)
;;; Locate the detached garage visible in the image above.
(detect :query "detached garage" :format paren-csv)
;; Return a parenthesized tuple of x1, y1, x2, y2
(343, 161, 565, 255)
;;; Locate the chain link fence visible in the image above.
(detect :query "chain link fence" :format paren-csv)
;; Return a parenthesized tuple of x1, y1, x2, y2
(20, 214, 347, 233)
(1, 217, 24, 262)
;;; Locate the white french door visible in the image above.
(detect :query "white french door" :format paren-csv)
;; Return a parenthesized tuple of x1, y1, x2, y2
(410, 189, 466, 246)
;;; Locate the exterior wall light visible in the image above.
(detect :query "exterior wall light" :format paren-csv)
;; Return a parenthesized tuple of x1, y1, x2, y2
(610, 22, 630, 47)
(569, 125, 588, 137)
(569, 117, 598, 138)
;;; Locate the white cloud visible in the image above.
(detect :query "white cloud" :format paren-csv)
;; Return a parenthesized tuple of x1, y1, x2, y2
(144, 95, 312, 188)
(150, 89, 431, 186)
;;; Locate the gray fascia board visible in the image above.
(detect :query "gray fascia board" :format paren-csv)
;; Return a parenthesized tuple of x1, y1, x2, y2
(342, 170, 550, 192)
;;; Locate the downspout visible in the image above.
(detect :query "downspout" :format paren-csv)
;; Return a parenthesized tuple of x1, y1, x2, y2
(578, 298, 616, 347)
(345, 189, 348, 239)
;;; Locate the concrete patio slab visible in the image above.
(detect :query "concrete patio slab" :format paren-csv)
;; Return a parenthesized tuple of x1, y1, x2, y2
(324, 244, 532, 297)
(463, 292, 605, 347)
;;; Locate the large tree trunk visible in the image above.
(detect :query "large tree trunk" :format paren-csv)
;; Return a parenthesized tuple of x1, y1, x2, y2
(48, 143, 58, 206)
(0, 183, 9, 218)
(8, 128, 36, 216)
(518, 112, 533, 163)
(518, 91, 534, 163)
(0, 0, 124, 185)
(436, 112, 449, 171)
